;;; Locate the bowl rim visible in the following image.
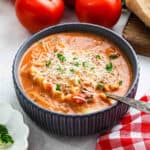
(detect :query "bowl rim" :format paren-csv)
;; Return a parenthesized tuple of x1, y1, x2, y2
(13, 23, 139, 117)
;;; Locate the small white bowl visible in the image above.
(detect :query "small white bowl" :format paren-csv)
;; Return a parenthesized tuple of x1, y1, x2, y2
(0, 102, 29, 150)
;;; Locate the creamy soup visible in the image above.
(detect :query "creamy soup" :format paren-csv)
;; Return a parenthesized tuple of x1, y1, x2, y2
(19, 32, 132, 114)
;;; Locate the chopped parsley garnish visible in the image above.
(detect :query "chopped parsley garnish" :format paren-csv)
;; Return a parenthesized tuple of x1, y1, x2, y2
(70, 68, 75, 73)
(56, 84, 61, 91)
(74, 62, 80, 67)
(96, 55, 101, 59)
(118, 80, 123, 86)
(82, 61, 89, 67)
(109, 54, 118, 60)
(57, 53, 66, 62)
(0, 124, 14, 149)
(73, 57, 78, 60)
(90, 67, 95, 71)
(56, 65, 65, 72)
(56, 65, 62, 71)
(96, 83, 104, 89)
(45, 60, 51, 67)
(106, 62, 113, 72)
(78, 79, 81, 84)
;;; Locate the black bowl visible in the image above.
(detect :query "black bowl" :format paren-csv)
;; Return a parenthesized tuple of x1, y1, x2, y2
(12, 23, 139, 136)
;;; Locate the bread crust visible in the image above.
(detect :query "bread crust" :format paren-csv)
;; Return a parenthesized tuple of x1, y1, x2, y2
(126, 0, 150, 27)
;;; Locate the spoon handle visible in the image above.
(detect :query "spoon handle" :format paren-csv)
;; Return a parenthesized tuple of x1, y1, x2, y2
(106, 93, 150, 113)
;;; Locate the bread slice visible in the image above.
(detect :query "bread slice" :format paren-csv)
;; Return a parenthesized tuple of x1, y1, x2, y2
(126, 0, 150, 27)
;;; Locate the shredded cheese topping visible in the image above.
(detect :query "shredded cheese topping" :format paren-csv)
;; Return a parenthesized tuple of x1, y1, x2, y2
(30, 33, 121, 96)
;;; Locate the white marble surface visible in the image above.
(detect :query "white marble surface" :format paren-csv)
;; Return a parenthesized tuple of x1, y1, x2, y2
(0, 1, 150, 150)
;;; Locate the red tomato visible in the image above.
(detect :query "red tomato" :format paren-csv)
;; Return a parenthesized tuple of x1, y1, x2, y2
(75, 0, 122, 28)
(11, 0, 16, 3)
(15, 0, 64, 33)
(64, 0, 76, 8)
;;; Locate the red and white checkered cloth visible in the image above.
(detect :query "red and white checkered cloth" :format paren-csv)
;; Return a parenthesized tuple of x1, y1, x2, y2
(96, 95, 150, 150)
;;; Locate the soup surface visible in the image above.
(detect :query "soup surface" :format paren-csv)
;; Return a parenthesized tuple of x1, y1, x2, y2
(19, 32, 132, 114)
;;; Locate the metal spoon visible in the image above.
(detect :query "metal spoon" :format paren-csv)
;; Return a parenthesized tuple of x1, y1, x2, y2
(106, 93, 150, 113)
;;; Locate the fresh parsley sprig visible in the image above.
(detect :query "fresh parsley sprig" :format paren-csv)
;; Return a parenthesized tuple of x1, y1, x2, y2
(0, 124, 14, 149)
